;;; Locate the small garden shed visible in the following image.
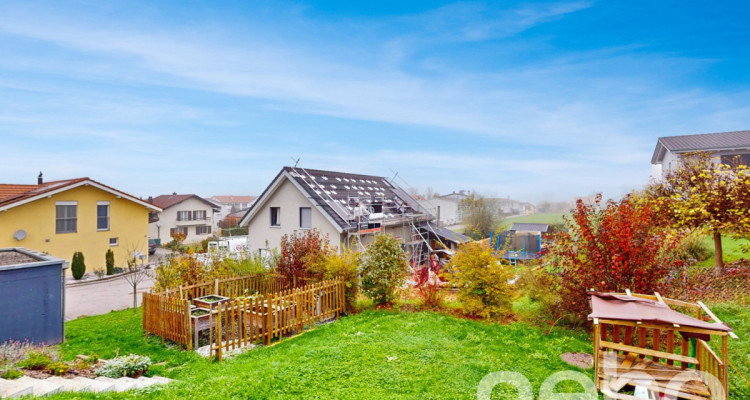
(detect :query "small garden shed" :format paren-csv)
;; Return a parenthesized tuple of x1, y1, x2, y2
(0, 248, 67, 344)
(588, 291, 737, 400)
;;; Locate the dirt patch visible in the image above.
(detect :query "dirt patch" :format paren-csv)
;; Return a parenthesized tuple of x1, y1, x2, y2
(560, 352, 593, 369)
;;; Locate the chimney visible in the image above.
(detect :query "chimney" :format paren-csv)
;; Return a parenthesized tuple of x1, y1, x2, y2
(148, 196, 153, 203)
(172, 192, 177, 195)
(38, 172, 43, 185)
(437, 205, 441, 229)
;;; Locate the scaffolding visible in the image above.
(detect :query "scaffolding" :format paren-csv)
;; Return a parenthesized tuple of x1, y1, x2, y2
(288, 165, 435, 270)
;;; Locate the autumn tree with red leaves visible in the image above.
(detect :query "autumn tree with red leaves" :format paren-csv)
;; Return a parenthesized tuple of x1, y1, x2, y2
(277, 229, 329, 280)
(549, 194, 684, 322)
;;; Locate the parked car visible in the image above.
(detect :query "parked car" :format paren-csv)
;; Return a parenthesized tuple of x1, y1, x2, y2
(148, 239, 157, 255)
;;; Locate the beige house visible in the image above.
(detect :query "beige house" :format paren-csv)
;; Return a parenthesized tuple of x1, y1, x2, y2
(148, 194, 219, 244)
(239, 167, 458, 260)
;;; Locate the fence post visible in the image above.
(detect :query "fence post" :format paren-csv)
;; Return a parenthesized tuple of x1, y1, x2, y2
(214, 278, 219, 294)
(264, 293, 272, 345)
(185, 299, 192, 350)
(215, 303, 223, 362)
(179, 285, 184, 300)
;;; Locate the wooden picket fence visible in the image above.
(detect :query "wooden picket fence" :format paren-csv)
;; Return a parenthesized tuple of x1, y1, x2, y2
(142, 293, 191, 348)
(212, 278, 345, 361)
(142, 274, 343, 359)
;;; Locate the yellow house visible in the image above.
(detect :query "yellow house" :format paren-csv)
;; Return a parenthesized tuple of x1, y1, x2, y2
(0, 176, 162, 272)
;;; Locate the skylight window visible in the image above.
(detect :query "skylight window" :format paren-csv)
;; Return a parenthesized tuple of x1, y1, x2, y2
(336, 177, 341, 181)
(345, 185, 350, 190)
(322, 176, 328, 180)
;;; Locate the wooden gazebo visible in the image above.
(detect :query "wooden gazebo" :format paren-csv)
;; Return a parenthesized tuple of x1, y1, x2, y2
(588, 290, 738, 400)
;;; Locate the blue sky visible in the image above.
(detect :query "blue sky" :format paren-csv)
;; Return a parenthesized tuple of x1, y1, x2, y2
(1, 0, 749, 202)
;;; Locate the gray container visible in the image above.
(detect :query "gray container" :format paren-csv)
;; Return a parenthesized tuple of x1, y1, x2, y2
(0, 248, 67, 344)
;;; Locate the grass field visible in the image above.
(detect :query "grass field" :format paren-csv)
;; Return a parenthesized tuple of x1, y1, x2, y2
(53, 309, 595, 399)
(47, 302, 750, 399)
(697, 235, 750, 268)
(500, 212, 566, 226)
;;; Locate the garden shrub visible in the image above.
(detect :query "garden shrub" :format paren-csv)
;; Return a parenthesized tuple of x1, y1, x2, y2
(152, 252, 230, 292)
(277, 229, 329, 280)
(223, 252, 268, 277)
(444, 242, 514, 319)
(71, 251, 86, 280)
(46, 362, 70, 376)
(0, 341, 33, 371)
(413, 267, 444, 309)
(515, 266, 569, 326)
(105, 249, 115, 275)
(95, 354, 151, 378)
(673, 230, 711, 262)
(1, 368, 23, 379)
(549, 194, 684, 323)
(18, 349, 54, 370)
(307, 245, 361, 312)
(360, 234, 410, 304)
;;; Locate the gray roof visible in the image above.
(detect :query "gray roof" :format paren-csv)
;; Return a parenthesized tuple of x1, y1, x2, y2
(423, 222, 470, 244)
(652, 130, 750, 163)
(509, 223, 549, 233)
(241, 166, 430, 231)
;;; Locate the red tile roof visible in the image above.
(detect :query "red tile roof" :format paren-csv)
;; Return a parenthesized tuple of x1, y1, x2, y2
(0, 177, 161, 211)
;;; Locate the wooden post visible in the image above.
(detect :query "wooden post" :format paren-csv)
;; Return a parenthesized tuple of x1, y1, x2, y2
(265, 293, 272, 345)
(214, 278, 219, 294)
(593, 320, 600, 390)
(722, 335, 728, 398)
(185, 299, 192, 350)
(215, 304, 223, 362)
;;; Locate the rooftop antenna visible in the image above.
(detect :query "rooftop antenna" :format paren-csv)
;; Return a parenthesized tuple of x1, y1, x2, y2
(290, 157, 301, 168)
(389, 169, 399, 184)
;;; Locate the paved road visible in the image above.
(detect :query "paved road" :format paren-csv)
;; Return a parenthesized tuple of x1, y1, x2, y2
(64, 248, 172, 320)
(65, 271, 155, 320)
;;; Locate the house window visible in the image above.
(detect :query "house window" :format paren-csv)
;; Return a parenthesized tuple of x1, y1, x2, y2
(97, 202, 110, 231)
(109, 237, 119, 246)
(55, 202, 77, 233)
(196, 225, 211, 235)
(193, 210, 207, 221)
(270, 207, 280, 226)
(177, 211, 191, 221)
(721, 154, 750, 166)
(300, 207, 312, 229)
(170, 227, 188, 236)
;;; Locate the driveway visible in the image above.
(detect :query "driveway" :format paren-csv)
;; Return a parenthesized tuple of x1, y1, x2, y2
(64, 247, 176, 320)
(65, 271, 155, 320)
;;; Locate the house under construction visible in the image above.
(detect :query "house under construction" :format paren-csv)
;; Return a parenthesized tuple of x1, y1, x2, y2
(239, 166, 469, 268)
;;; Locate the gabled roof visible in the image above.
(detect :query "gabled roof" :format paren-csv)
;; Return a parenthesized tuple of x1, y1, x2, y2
(0, 178, 162, 212)
(150, 194, 219, 211)
(240, 166, 430, 232)
(210, 195, 257, 204)
(651, 130, 750, 164)
(510, 223, 549, 233)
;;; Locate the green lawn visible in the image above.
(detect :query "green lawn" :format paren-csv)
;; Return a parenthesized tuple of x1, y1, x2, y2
(47, 303, 750, 399)
(697, 235, 750, 268)
(53, 309, 594, 399)
(501, 213, 566, 226)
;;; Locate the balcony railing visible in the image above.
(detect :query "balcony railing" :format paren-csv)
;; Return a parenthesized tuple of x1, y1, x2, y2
(175, 216, 212, 226)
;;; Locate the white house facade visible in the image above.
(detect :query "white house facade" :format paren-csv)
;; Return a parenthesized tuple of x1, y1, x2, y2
(651, 130, 750, 180)
(148, 194, 219, 244)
